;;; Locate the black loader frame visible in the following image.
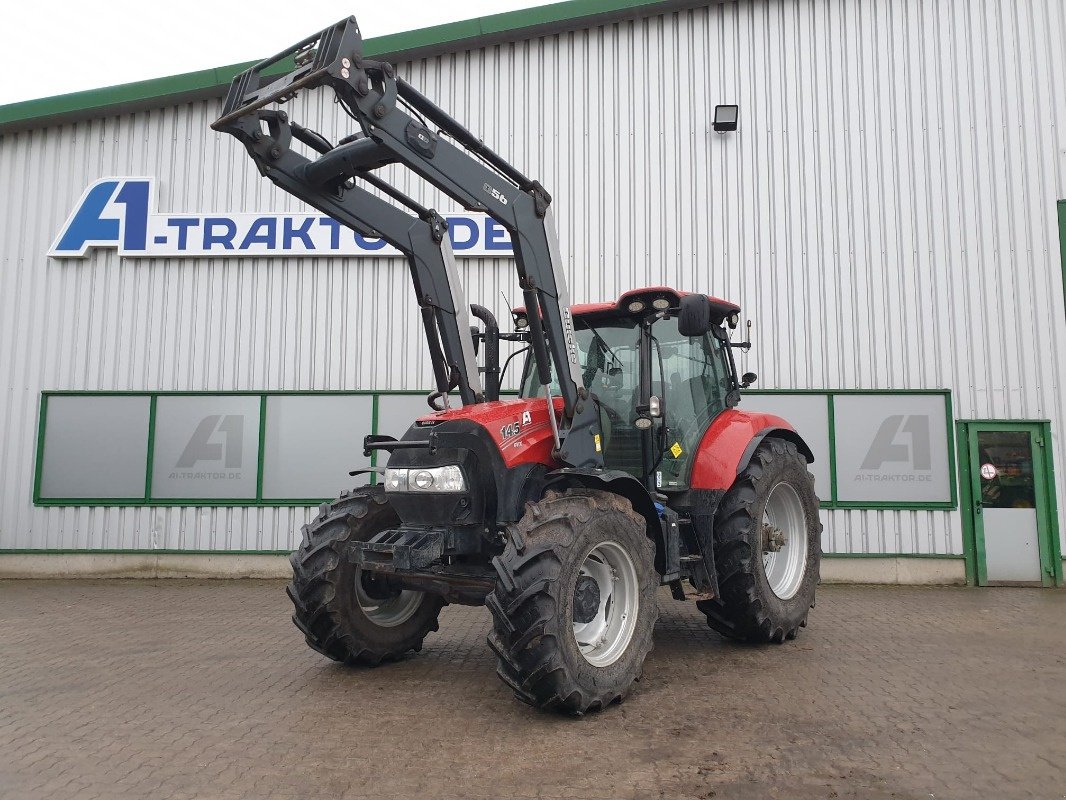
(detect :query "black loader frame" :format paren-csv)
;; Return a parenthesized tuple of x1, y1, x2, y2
(212, 16, 601, 466)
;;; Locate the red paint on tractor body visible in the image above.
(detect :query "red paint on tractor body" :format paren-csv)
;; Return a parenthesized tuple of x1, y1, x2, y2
(414, 288, 792, 488)
(417, 397, 565, 469)
(687, 409, 800, 490)
(419, 401, 800, 491)
(517, 286, 742, 319)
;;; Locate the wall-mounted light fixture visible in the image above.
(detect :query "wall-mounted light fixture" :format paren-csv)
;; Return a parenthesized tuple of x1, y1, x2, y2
(713, 104, 739, 133)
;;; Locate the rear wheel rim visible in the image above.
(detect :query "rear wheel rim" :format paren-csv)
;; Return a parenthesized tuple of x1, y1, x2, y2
(761, 482, 809, 600)
(354, 571, 423, 627)
(572, 541, 640, 667)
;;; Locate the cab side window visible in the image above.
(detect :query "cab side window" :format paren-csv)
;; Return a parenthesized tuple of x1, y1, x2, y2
(655, 317, 731, 488)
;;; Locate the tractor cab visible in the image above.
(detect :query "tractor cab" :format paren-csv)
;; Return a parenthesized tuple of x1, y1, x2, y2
(518, 287, 747, 491)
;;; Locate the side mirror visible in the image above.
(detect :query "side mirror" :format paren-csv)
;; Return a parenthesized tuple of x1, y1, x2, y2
(741, 372, 757, 388)
(678, 294, 712, 336)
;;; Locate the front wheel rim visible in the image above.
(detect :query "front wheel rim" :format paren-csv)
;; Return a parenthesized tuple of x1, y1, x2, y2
(354, 571, 423, 627)
(761, 482, 809, 600)
(572, 541, 640, 667)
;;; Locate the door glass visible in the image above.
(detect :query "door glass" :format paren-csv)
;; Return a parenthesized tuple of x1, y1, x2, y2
(977, 431, 1036, 509)
(652, 315, 732, 489)
(976, 429, 1042, 583)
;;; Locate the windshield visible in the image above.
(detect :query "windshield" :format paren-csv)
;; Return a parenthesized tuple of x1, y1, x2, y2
(519, 314, 735, 487)
(520, 317, 640, 419)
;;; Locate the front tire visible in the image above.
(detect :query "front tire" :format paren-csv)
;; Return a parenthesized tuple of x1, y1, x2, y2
(487, 489, 658, 714)
(697, 438, 821, 643)
(287, 485, 445, 664)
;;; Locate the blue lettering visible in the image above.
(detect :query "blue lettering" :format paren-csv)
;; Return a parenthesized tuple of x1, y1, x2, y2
(55, 181, 120, 254)
(114, 180, 150, 252)
(284, 217, 315, 249)
(484, 218, 511, 251)
(203, 217, 237, 250)
(354, 232, 388, 250)
(167, 218, 200, 250)
(318, 217, 341, 249)
(239, 217, 277, 250)
(448, 217, 479, 251)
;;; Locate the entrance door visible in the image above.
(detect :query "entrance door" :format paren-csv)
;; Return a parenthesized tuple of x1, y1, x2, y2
(959, 421, 1062, 586)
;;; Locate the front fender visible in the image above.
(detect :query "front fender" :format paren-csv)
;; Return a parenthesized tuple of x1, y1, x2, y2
(543, 468, 660, 539)
(689, 409, 814, 491)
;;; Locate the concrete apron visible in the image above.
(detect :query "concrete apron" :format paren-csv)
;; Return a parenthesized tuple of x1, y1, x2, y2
(0, 554, 292, 579)
(0, 554, 967, 584)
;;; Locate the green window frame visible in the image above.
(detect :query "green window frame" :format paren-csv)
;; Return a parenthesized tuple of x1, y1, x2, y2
(742, 389, 958, 511)
(32, 390, 515, 508)
(33, 388, 955, 511)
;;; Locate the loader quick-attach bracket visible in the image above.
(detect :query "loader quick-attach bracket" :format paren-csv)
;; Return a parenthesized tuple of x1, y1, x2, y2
(212, 15, 604, 469)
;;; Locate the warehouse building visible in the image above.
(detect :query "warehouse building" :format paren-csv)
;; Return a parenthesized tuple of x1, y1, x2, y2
(0, 0, 1063, 585)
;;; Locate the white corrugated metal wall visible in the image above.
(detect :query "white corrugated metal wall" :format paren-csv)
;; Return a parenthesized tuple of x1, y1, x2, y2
(0, 0, 1064, 554)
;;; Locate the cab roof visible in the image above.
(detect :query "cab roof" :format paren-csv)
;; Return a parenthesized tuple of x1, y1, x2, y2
(576, 286, 739, 318)
(515, 286, 740, 320)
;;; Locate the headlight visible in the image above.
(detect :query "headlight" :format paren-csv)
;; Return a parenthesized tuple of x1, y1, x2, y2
(383, 465, 466, 493)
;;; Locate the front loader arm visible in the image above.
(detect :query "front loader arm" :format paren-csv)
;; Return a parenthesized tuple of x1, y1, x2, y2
(212, 16, 603, 468)
(217, 108, 483, 406)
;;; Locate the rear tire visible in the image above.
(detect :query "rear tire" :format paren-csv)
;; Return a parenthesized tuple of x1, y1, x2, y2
(287, 485, 445, 664)
(487, 489, 658, 714)
(697, 438, 821, 643)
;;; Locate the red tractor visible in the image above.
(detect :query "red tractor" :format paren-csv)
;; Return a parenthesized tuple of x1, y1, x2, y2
(215, 17, 821, 714)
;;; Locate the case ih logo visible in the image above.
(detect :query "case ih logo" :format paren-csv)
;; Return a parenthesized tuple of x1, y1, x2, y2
(857, 414, 932, 483)
(50, 177, 514, 259)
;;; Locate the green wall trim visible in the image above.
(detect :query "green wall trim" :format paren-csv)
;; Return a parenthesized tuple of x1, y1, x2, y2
(33, 387, 960, 510)
(944, 393, 960, 508)
(38, 389, 439, 396)
(830, 502, 956, 511)
(33, 500, 329, 508)
(820, 553, 964, 559)
(1043, 421, 1064, 584)
(0, 549, 291, 556)
(255, 395, 268, 500)
(956, 421, 978, 585)
(958, 418, 1052, 424)
(144, 395, 158, 501)
(0, 549, 962, 558)
(744, 389, 952, 395)
(32, 394, 48, 502)
(825, 392, 839, 504)
(0, 0, 695, 133)
(369, 393, 381, 485)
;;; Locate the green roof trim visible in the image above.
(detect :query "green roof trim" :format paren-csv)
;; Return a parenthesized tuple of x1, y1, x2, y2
(0, 0, 698, 133)
(0, 62, 260, 131)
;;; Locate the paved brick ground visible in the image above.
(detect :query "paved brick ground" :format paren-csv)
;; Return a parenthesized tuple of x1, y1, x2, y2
(1, 581, 1064, 799)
